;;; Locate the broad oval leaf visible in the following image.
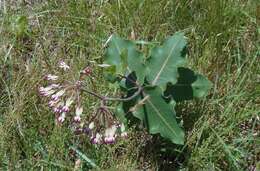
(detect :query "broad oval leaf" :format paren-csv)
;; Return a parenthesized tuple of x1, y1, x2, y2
(146, 32, 187, 89)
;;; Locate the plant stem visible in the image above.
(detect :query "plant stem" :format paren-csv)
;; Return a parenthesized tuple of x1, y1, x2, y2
(104, 86, 142, 101)
(81, 88, 104, 99)
(81, 86, 142, 102)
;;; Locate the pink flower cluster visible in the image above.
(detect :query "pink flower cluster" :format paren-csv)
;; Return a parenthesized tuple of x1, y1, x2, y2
(38, 60, 128, 145)
(38, 61, 83, 123)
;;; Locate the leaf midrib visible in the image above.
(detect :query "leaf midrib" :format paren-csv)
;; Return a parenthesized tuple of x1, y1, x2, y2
(152, 37, 182, 85)
(144, 94, 178, 137)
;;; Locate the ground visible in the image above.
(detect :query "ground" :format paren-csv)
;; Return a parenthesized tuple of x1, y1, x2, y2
(0, 0, 259, 170)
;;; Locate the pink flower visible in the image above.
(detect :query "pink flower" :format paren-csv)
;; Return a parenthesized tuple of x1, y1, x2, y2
(39, 87, 56, 97)
(73, 106, 83, 122)
(51, 89, 65, 101)
(57, 112, 66, 123)
(53, 107, 62, 113)
(39, 84, 60, 97)
(105, 125, 117, 137)
(53, 101, 64, 113)
(74, 115, 81, 122)
(61, 97, 74, 113)
(61, 106, 69, 113)
(45, 74, 58, 81)
(39, 86, 51, 92)
(91, 133, 102, 144)
(104, 125, 117, 144)
(48, 99, 59, 107)
(104, 136, 115, 144)
(58, 61, 70, 71)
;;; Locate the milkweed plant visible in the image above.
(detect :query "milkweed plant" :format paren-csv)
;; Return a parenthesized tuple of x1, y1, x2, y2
(39, 32, 212, 145)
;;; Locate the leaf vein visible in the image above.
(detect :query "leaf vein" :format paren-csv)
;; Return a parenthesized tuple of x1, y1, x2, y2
(152, 37, 182, 85)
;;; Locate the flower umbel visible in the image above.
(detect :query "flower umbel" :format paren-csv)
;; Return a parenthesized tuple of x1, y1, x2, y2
(39, 62, 128, 145)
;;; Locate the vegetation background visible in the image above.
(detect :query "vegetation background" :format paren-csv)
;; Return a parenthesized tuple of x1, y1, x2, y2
(0, 0, 259, 170)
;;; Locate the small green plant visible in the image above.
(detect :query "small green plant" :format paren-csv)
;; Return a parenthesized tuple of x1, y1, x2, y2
(102, 32, 212, 144)
(11, 15, 29, 38)
(39, 32, 212, 145)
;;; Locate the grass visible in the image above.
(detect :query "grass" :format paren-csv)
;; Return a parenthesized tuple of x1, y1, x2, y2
(0, 0, 259, 170)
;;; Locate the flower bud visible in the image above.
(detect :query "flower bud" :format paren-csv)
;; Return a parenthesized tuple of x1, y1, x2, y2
(104, 136, 115, 144)
(39, 86, 56, 97)
(73, 115, 81, 122)
(81, 66, 92, 75)
(62, 106, 70, 113)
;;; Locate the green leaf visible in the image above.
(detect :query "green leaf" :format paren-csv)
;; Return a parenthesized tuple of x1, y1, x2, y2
(146, 32, 187, 89)
(115, 103, 127, 124)
(127, 48, 146, 84)
(69, 146, 99, 169)
(164, 67, 212, 102)
(104, 35, 146, 84)
(192, 74, 212, 98)
(12, 15, 29, 37)
(103, 65, 117, 83)
(131, 87, 184, 145)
